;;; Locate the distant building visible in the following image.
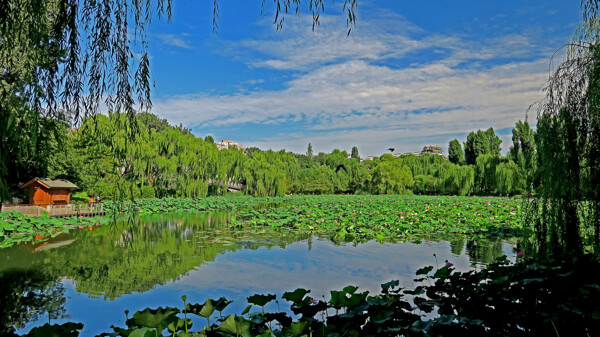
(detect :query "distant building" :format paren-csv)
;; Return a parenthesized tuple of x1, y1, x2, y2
(421, 145, 443, 154)
(215, 140, 245, 151)
(399, 145, 444, 157)
(361, 146, 444, 162)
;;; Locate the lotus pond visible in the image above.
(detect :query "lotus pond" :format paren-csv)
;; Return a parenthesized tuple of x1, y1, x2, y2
(0, 195, 525, 336)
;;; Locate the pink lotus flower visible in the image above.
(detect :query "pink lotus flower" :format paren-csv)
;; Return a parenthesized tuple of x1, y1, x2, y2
(445, 262, 453, 267)
(517, 251, 524, 258)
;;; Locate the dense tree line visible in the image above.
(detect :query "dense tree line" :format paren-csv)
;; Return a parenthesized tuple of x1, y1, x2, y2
(2, 112, 542, 202)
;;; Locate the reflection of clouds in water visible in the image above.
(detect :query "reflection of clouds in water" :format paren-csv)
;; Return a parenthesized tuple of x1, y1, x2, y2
(45, 238, 515, 336)
(173, 238, 515, 298)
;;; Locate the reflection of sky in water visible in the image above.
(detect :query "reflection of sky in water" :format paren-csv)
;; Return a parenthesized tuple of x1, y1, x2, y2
(32, 238, 515, 336)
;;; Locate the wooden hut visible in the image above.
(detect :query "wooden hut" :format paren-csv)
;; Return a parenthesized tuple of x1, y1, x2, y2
(19, 178, 78, 206)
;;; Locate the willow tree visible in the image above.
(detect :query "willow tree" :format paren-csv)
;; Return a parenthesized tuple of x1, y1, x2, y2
(0, 0, 358, 201)
(370, 159, 413, 195)
(243, 150, 299, 197)
(495, 160, 523, 195)
(530, 0, 600, 257)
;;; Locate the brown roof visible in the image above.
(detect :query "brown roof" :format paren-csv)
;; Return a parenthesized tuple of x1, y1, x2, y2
(20, 178, 78, 190)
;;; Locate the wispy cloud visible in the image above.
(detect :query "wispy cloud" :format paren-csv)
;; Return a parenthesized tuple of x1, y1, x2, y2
(153, 11, 550, 156)
(157, 33, 194, 49)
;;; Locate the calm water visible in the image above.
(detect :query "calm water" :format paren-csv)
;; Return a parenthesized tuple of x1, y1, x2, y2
(0, 211, 516, 336)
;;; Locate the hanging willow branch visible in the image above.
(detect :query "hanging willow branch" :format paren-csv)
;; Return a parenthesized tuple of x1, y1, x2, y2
(1, 0, 357, 122)
(0, 0, 358, 200)
(529, 1, 600, 257)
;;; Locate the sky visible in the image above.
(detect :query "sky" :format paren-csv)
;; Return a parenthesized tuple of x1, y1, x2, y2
(143, 0, 582, 157)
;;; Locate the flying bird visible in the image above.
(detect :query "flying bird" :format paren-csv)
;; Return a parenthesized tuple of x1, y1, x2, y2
(387, 148, 395, 153)
(335, 164, 347, 173)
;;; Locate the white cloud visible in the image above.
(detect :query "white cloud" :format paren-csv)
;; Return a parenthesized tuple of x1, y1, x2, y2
(157, 33, 194, 49)
(153, 11, 550, 156)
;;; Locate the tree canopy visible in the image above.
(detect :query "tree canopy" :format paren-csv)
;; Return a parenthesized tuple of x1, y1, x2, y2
(464, 128, 502, 165)
(0, 0, 358, 201)
(448, 139, 464, 165)
(527, 0, 600, 258)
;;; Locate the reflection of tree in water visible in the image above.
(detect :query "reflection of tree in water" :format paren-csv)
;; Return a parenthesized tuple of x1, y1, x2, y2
(0, 270, 66, 334)
(465, 240, 504, 264)
(449, 238, 465, 256)
(3, 211, 303, 301)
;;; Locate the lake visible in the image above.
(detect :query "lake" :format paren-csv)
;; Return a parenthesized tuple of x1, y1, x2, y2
(0, 211, 516, 336)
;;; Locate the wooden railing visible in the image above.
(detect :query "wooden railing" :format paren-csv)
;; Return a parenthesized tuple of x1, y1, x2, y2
(0, 203, 105, 218)
(207, 178, 245, 190)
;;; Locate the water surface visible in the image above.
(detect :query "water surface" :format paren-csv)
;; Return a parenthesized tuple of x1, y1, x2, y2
(0, 211, 515, 336)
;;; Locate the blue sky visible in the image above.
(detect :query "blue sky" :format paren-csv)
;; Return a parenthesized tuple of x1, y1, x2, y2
(144, 0, 581, 156)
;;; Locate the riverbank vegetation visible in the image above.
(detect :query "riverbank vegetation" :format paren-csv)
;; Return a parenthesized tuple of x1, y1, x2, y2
(0, 196, 285, 248)
(1, 195, 526, 249)
(2, 111, 535, 203)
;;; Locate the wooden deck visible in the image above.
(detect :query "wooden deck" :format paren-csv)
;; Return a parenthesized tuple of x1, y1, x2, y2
(0, 203, 105, 218)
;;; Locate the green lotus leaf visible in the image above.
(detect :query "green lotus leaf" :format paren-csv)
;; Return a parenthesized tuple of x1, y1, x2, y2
(25, 323, 84, 337)
(247, 293, 276, 307)
(127, 306, 180, 329)
(186, 299, 215, 318)
(218, 314, 251, 336)
(214, 297, 233, 312)
(416, 266, 434, 275)
(381, 280, 399, 293)
(282, 321, 309, 337)
(282, 288, 309, 303)
(129, 327, 156, 337)
(167, 318, 193, 333)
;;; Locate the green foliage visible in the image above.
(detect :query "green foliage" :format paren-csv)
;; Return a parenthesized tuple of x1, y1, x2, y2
(234, 195, 524, 243)
(448, 139, 464, 165)
(495, 160, 525, 195)
(141, 186, 156, 198)
(464, 128, 502, 165)
(0, 270, 67, 335)
(292, 165, 334, 194)
(474, 154, 500, 193)
(351, 146, 359, 159)
(2, 110, 530, 200)
(370, 160, 413, 195)
(0, 211, 111, 248)
(24, 322, 83, 337)
(136, 113, 171, 133)
(530, 3, 600, 257)
(243, 150, 298, 197)
(509, 120, 537, 186)
(0, 196, 279, 249)
(399, 154, 474, 195)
